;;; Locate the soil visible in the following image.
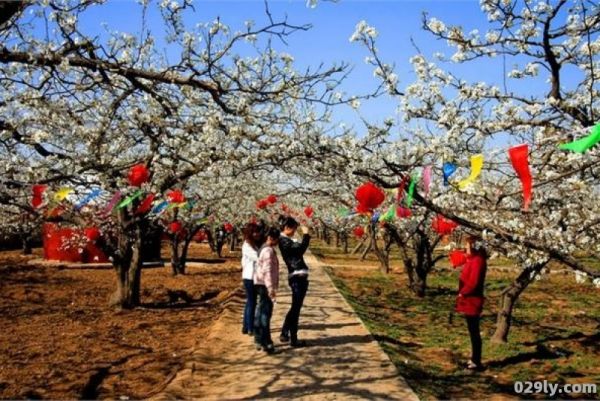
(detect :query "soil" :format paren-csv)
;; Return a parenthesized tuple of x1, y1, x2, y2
(0, 243, 241, 400)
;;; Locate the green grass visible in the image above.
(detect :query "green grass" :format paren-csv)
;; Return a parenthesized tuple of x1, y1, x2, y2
(324, 262, 600, 400)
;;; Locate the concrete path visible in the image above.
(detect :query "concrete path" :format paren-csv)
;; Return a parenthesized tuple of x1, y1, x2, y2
(151, 252, 419, 400)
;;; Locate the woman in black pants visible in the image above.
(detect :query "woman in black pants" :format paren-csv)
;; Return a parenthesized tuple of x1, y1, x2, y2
(278, 217, 310, 347)
(455, 235, 488, 370)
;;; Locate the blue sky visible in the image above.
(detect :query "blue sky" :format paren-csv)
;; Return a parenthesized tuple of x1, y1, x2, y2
(74, 0, 580, 135)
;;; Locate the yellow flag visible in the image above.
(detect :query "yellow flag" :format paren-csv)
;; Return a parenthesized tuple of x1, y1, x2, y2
(53, 187, 73, 202)
(458, 154, 483, 190)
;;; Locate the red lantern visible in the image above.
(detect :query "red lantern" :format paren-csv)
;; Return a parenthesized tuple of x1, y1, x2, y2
(304, 206, 314, 218)
(355, 182, 385, 213)
(84, 227, 101, 242)
(431, 214, 458, 236)
(353, 226, 365, 239)
(449, 249, 467, 268)
(256, 199, 269, 210)
(224, 222, 234, 233)
(128, 164, 150, 187)
(194, 230, 207, 242)
(168, 221, 183, 234)
(135, 193, 156, 214)
(396, 206, 412, 218)
(267, 194, 278, 204)
(167, 189, 185, 204)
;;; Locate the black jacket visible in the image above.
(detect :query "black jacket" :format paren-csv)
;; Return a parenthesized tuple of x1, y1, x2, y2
(278, 234, 310, 275)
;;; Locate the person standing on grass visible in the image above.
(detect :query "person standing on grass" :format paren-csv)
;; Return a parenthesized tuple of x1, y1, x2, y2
(241, 223, 263, 335)
(455, 234, 488, 371)
(278, 216, 311, 347)
(253, 227, 281, 354)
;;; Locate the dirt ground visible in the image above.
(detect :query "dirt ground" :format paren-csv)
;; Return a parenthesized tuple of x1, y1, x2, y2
(0, 243, 241, 400)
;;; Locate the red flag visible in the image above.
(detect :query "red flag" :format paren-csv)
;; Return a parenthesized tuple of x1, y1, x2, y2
(508, 144, 533, 211)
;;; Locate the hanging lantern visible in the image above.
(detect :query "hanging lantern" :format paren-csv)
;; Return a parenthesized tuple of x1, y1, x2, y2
(84, 227, 101, 242)
(353, 226, 365, 239)
(224, 222, 234, 233)
(267, 194, 278, 204)
(167, 189, 185, 204)
(449, 249, 467, 268)
(304, 206, 314, 218)
(355, 182, 385, 212)
(128, 164, 150, 187)
(431, 214, 458, 236)
(168, 220, 183, 234)
(256, 199, 269, 210)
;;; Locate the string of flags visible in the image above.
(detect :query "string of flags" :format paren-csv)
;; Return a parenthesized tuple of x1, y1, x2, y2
(348, 123, 600, 235)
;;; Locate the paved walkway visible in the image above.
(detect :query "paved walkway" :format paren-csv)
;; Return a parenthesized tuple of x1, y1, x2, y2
(151, 252, 419, 400)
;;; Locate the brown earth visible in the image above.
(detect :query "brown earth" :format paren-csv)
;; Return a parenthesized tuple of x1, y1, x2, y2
(0, 244, 241, 400)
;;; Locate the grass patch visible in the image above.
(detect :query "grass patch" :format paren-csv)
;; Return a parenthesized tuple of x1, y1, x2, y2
(320, 244, 600, 400)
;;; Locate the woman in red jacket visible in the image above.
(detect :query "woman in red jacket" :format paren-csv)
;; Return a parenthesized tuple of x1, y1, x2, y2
(455, 235, 487, 371)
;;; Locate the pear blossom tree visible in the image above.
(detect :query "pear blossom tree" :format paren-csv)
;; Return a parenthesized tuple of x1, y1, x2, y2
(344, 0, 600, 342)
(0, 0, 356, 308)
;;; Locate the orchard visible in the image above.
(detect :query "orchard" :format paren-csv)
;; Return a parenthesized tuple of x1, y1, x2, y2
(0, 1, 598, 400)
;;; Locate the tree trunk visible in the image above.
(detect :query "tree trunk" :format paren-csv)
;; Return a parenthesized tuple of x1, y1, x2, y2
(351, 237, 366, 255)
(110, 224, 143, 309)
(335, 231, 340, 247)
(360, 234, 372, 260)
(389, 226, 430, 297)
(21, 235, 32, 255)
(324, 227, 331, 245)
(369, 224, 390, 274)
(492, 261, 548, 343)
(342, 233, 349, 254)
(229, 229, 237, 252)
(177, 238, 192, 275)
(170, 236, 180, 275)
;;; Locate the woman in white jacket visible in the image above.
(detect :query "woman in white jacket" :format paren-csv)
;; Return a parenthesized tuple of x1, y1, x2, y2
(241, 223, 263, 335)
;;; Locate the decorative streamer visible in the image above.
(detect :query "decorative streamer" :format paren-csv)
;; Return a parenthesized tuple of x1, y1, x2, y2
(396, 206, 412, 218)
(405, 174, 418, 207)
(442, 162, 457, 186)
(508, 144, 533, 211)
(396, 175, 410, 203)
(31, 184, 47, 208)
(379, 206, 396, 222)
(135, 194, 156, 215)
(422, 166, 432, 197)
(559, 123, 600, 153)
(53, 188, 73, 202)
(75, 188, 102, 210)
(185, 200, 196, 210)
(117, 189, 143, 209)
(458, 154, 484, 190)
(101, 191, 122, 216)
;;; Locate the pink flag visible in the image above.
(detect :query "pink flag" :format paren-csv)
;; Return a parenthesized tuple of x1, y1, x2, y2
(101, 191, 122, 216)
(422, 166, 432, 197)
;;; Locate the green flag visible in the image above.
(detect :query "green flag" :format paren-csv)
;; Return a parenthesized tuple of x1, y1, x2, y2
(559, 123, 600, 153)
(379, 205, 396, 222)
(117, 189, 143, 209)
(405, 174, 418, 207)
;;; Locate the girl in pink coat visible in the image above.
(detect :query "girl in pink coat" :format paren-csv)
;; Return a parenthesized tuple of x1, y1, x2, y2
(253, 228, 281, 354)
